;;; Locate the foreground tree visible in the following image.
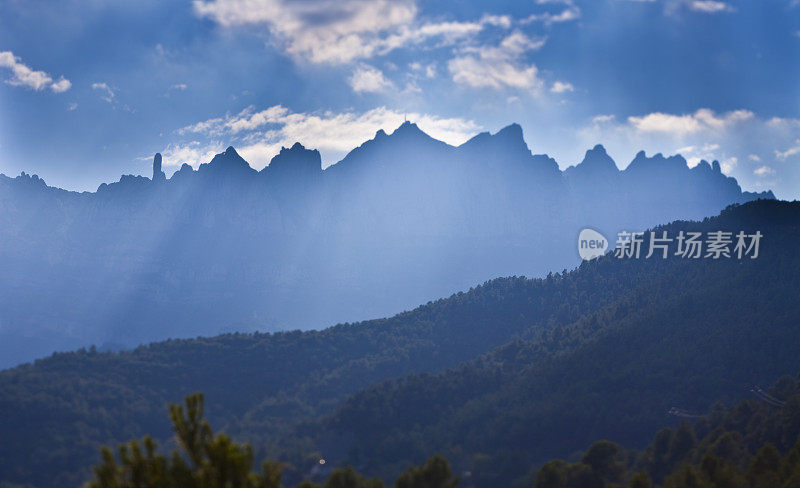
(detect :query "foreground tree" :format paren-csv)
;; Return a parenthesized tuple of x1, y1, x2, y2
(394, 455, 458, 488)
(534, 441, 625, 488)
(299, 466, 384, 488)
(88, 394, 457, 488)
(87, 393, 283, 488)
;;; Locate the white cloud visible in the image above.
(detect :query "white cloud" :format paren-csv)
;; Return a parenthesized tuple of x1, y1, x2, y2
(171, 83, 188, 91)
(480, 14, 513, 29)
(68, 102, 78, 111)
(673, 143, 726, 168)
(192, 0, 509, 64)
(0, 51, 71, 93)
(160, 141, 226, 169)
(411, 62, 438, 78)
(524, 4, 581, 25)
(448, 56, 539, 91)
(448, 31, 546, 91)
(689, 1, 735, 13)
(50, 78, 72, 93)
(92, 82, 116, 103)
(591, 114, 616, 124)
(179, 105, 290, 135)
(550, 81, 574, 93)
(628, 109, 753, 135)
(720, 156, 737, 173)
(500, 31, 547, 53)
(766, 117, 800, 129)
(775, 140, 800, 160)
(402, 81, 422, 93)
(629, 112, 702, 134)
(748, 154, 760, 161)
(694, 108, 753, 129)
(173, 105, 481, 168)
(91, 82, 135, 112)
(754, 165, 775, 176)
(349, 65, 394, 93)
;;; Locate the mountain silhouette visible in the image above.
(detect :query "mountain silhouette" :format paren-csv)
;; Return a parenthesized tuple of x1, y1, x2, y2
(565, 144, 617, 178)
(200, 146, 257, 178)
(0, 123, 774, 367)
(152, 153, 166, 183)
(262, 143, 322, 178)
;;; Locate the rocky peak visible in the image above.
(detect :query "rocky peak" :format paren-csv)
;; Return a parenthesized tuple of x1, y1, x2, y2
(573, 144, 618, 176)
(263, 142, 322, 177)
(199, 146, 256, 176)
(152, 153, 166, 183)
(625, 150, 688, 174)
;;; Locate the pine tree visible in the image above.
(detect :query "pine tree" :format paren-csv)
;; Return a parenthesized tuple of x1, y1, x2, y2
(87, 393, 283, 488)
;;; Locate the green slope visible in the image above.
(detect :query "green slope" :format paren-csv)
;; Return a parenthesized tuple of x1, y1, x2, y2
(314, 200, 800, 487)
(0, 233, 651, 487)
(0, 200, 797, 488)
(532, 372, 800, 487)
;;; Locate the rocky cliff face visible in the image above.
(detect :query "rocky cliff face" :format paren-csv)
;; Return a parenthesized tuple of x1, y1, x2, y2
(152, 153, 166, 183)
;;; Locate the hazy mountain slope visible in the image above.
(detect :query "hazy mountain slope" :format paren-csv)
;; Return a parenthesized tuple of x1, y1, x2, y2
(0, 251, 656, 488)
(0, 200, 791, 488)
(0, 123, 773, 367)
(312, 200, 800, 487)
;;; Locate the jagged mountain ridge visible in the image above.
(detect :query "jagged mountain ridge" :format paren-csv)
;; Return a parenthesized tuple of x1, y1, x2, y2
(0, 122, 773, 367)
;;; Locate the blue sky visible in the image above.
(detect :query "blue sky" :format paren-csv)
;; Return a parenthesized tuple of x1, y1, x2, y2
(0, 0, 798, 198)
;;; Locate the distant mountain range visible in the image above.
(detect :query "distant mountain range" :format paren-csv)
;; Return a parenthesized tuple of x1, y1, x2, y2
(0, 122, 773, 367)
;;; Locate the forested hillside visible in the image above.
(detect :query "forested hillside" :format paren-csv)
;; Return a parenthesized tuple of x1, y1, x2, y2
(0, 235, 658, 487)
(81, 392, 459, 488)
(78, 372, 800, 488)
(313, 200, 800, 486)
(0, 200, 796, 488)
(534, 372, 800, 487)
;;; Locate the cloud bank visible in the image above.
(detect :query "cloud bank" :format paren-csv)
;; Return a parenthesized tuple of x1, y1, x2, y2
(0, 51, 71, 93)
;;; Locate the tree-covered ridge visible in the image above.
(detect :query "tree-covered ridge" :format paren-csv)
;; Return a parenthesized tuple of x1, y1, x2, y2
(314, 200, 800, 486)
(0, 200, 797, 488)
(0, 229, 660, 487)
(81, 372, 800, 488)
(534, 372, 800, 487)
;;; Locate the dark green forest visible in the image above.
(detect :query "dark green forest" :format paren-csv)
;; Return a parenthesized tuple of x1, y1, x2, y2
(82, 375, 800, 488)
(0, 200, 798, 487)
(55, 373, 800, 488)
(0, 250, 646, 486)
(313, 200, 800, 486)
(534, 372, 800, 487)
(82, 392, 458, 488)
